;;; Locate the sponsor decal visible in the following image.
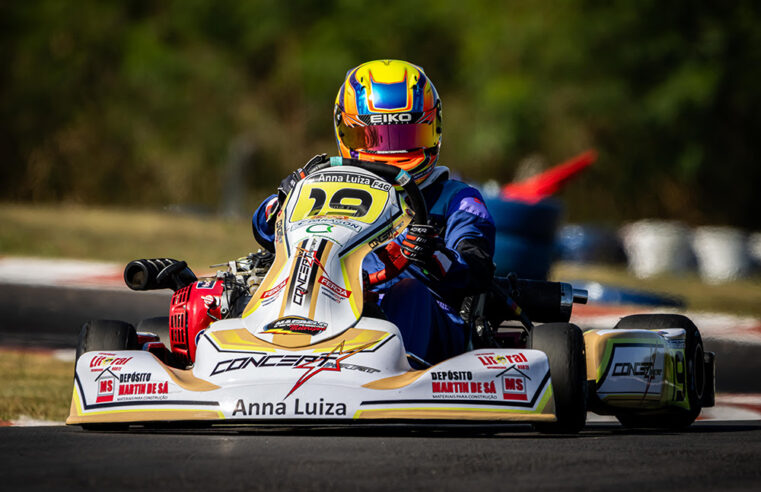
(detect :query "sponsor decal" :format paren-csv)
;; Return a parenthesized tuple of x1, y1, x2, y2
(284, 340, 376, 399)
(93, 369, 170, 403)
(431, 371, 473, 381)
(302, 218, 363, 231)
(89, 353, 133, 373)
(95, 369, 117, 403)
(263, 317, 328, 336)
(117, 381, 169, 398)
(596, 346, 665, 398)
(292, 246, 327, 306)
(119, 372, 151, 383)
(306, 224, 334, 234)
(318, 275, 351, 299)
(93, 367, 170, 403)
(300, 223, 345, 246)
(612, 362, 662, 378)
(261, 278, 288, 299)
(210, 353, 380, 377)
(232, 398, 347, 417)
(367, 113, 413, 124)
(275, 218, 284, 243)
(196, 281, 216, 289)
(367, 220, 407, 249)
(502, 376, 528, 401)
(476, 352, 529, 370)
(370, 180, 392, 192)
(431, 380, 499, 400)
(307, 173, 383, 188)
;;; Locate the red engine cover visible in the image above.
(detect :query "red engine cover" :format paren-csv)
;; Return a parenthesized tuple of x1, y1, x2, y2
(169, 280, 223, 363)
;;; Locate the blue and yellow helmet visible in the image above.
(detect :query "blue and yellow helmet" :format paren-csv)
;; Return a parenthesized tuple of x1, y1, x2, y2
(334, 60, 442, 184)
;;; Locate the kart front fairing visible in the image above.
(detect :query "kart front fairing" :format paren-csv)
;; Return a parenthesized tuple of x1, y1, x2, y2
(68, 166, 558, 425)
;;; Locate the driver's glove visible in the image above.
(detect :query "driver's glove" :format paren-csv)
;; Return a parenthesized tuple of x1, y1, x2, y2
(266, 153, 328, 226)
(400, 224, 455, 280)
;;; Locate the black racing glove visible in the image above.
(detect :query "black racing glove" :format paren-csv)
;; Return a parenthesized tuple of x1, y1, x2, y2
(266, 153, 328, 226)
(400, 224, 441, 265)
(401, 224, 458, 281)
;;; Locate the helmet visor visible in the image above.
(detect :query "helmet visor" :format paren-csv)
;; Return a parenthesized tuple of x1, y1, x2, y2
(337, 115, 439, 152)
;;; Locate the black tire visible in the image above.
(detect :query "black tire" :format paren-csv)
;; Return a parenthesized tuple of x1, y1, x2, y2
(613, 314, 705, 429)
(76, 319, 139, 362)
(136, 316, 170, 345)
(76, 320, 138, 431)
(529, 323, 588, 433)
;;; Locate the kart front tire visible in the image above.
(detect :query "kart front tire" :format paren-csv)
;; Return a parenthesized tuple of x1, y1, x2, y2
(529, 323, 588, 434)
(613, 314, 705, 429)
(75, 319, 139, 362)
(76, 319, 138, 431)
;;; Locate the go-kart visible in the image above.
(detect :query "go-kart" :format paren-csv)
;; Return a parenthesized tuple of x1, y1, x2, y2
(67, 158, 715, 432)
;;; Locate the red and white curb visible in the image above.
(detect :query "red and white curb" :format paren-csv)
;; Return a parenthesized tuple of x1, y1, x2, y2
(571, 303, 761, 345)
(0, 257, 125, 291)
(0, 257, 215, 292)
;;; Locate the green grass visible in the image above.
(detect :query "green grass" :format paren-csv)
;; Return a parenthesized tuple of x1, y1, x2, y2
(0, 349, 74, 422)
(551, 262, 761, 317)
(0, 203, 266, 272)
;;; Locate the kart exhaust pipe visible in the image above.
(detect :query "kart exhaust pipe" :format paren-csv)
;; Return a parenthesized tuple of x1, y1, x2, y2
(124, 258, 197, 292)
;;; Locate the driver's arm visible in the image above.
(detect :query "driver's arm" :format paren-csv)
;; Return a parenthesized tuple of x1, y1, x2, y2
(422, 189, 496, 303)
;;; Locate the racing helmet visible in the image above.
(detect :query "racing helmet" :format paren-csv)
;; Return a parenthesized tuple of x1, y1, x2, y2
(334, 59, 442, 184)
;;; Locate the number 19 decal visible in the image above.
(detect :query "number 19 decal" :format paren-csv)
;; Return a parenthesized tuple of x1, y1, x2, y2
(289, 182, 390, 224)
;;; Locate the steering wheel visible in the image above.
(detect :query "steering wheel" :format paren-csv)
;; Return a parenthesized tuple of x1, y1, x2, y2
(304, 156, 428, 286)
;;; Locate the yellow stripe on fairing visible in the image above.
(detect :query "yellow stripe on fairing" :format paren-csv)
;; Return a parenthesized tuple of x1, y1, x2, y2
(341, 259, 361, 319)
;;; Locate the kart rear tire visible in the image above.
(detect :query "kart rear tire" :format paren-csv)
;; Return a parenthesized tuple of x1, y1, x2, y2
(613, 314, 705, 429)
(75, 319, 139, 362)
(136, 316, 170, 345)
(529, 323, 587, 433)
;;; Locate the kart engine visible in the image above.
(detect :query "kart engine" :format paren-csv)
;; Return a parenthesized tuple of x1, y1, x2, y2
(125, 252, 274, 366)
(169, 280, 224, 364)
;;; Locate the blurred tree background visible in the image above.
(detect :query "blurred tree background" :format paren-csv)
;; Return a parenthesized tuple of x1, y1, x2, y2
(1, 0, 759, 227)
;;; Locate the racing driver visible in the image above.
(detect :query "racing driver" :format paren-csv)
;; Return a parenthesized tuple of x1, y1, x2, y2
(252, 59, 496, 364)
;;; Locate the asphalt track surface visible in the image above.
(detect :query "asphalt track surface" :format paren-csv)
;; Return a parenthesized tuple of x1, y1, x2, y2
(1, 283, 758, 392)
(1, 422, 760, 491)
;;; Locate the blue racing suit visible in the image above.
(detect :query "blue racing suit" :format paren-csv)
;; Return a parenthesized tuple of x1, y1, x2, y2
(251, 167, 496, 364)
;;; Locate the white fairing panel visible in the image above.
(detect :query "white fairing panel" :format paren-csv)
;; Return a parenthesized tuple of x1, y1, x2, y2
(241, 166, 410, 344)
